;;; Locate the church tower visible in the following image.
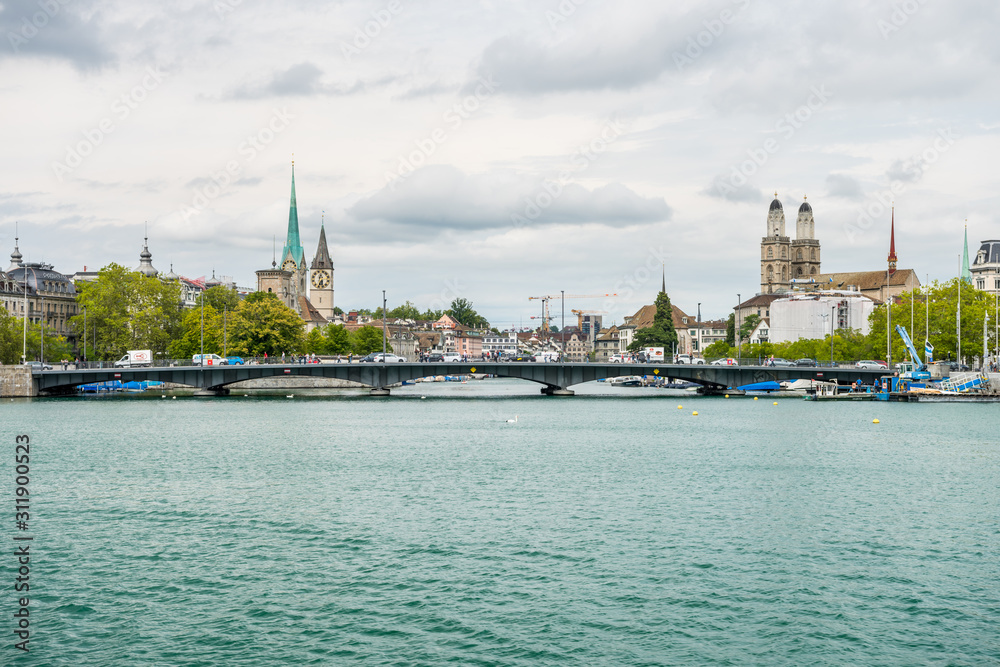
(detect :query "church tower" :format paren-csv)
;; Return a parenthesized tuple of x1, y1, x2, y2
(309, 215, 335, 320)
(760, 193, 791, 294)
(278, 162, 308, 314)
(790, 196, 820, 281)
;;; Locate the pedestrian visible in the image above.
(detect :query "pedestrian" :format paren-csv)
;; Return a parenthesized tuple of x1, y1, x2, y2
(281, 351, 285, 364)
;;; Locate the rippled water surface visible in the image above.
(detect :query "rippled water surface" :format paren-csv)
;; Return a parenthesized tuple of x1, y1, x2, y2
(4, 380, 1000, 665)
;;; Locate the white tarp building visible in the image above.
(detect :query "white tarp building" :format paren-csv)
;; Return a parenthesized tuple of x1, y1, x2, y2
(769, 291, 875, 343)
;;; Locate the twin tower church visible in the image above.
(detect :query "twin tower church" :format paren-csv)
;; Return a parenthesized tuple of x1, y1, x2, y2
(256, 165, 336, 327)
(759, 193, 822, 294)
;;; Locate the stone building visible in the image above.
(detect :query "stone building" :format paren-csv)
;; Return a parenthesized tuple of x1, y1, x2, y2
(3, 237, 80, 345)
(972, 239, 1000, 295)
(760, 194, 821, 294)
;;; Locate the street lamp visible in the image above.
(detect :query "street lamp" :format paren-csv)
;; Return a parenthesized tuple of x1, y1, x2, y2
(82, 305, 87, 365)
(561, 289, 565, 363)
(382, 290, 387, 358)
(39, 296, 44, 364)
(223, 305, 228, 358)
(736, 293, 741, 365)
(830, 304, 836, 365)
(200, 292, 205, 361)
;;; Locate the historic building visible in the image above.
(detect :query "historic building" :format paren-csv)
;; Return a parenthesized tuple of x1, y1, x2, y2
(971, 239, 1000, 295)
(760, 194, 821, 294)
(3, 237, 79, 345)
(257, 164, 334, 328)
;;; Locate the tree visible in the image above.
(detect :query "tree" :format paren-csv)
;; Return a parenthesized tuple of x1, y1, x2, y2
(201, 285, 240, 313)
(70, 263, 182, 361)
(304, 327, 325, 354)
(739, 314, 761, 342)
(167, 305, 225, 360)
(702, 340, 733, 359)
(389, 301, 421, 320)
(0, 308, 20, 364)
(725, 313, 735, 347)
(447, 298, 489, 328)
(325, 324, 352, 354)
(227, 292, 305, 356)
(420, 308, 443, 321)
(628, 290, 678, 352)
(353, 325, 390, 355)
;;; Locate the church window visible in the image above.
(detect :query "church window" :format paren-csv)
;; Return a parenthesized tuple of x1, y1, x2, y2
(796, 267, 802, 276)
(797, 250, 803, 261)
(811, 267, 816, 275)
(781, 247, 786, 258)
(767, 266, 774, 282)
(767, 248, 773, 259)
(811, 248, 816, 260)
(268, 288, 272, 293)
(781, 266, 787, 281)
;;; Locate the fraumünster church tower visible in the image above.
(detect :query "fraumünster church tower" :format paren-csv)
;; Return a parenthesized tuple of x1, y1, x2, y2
(256, 163, 335, 325)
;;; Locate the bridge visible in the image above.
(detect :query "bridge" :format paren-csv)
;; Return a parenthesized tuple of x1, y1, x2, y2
(28, 362, 889, 397)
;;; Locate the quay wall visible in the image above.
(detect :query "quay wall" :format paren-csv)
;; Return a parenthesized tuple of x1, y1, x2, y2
(0, 367, 37, 397)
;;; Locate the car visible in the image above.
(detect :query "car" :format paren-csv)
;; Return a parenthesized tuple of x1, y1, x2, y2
(675, 354, 691, 364)
(226, 356, 245, 365)
(711, 357, 736, 366)
(441, 352, 462, 362)
(947, 361, 971, 372)
(795, 358, 817, 367)
(192, 354, 229, 366)
(510, 353, 534, 362)
(426, 352, 444, 362)
(769, 357, 796, 367)
(855, 360, 887, 370)
(24, 361, 53, 371)
(361, 353, 405, 363)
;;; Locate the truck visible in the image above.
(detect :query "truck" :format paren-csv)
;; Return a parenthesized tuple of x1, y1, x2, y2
(114, 349, 153, 368)
(643, 347, 665, 363)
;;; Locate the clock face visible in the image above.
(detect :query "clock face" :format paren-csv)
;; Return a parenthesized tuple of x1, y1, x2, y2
(282, 259, 297, 272)
(311, 271, 330, 289)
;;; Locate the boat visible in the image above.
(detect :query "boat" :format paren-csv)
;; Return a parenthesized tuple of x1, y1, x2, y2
(609, 375, 643, 387)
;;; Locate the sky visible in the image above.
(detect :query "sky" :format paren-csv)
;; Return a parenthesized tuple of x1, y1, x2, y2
(1, 0, 998, 329)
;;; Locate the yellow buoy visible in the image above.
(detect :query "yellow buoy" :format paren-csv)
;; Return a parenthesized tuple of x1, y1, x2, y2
(753, 396, 758, 401)
(773, 401, 778, 405)
(677, 405, 683, 409)
(692, 411, 699, 416)
(873, 418, 880, 424)
(725, 394, 730, 398)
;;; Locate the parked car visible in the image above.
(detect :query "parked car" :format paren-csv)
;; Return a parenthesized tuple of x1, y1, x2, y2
(711, 357, 736, 366)
(442, 352, 462, 362)
(795, 358, 817, 367)
(675, 354, 691, 364)
(361, 353, 405, 363)
(855, 360, 887, 369)
(767, 357, 796, 367)
(25, 361, 53, 371)
(226, 356, 245, 365)
(947, 361, 971, 372)
(192, 354, 228, 366)
(426, 352, 444, 362)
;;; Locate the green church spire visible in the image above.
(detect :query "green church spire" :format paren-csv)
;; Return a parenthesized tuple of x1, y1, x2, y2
(281, 162, 305, 268)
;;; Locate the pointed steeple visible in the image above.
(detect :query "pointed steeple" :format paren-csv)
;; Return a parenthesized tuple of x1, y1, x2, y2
(280, 162, 305, 268)
(311, 213, 333, 270)
(8, 222, 23, 272)
(961, 223, 972, 282)
(887, 207, 897, 276)
(137, 226, 158, 277)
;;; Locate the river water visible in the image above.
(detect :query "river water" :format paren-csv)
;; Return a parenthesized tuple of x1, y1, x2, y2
(3, 379, 999, 665)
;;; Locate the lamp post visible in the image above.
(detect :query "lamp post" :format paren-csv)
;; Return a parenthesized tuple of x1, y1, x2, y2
(561, 289, 565, 363)
(382, 290, 387, 358)
(21, 272, 27, 364)
(830, 304, 836, 365)
(200, 292, 205, 361)
(82, 306, 87, 365)
(39, 296, 44, 364)
(886, 269, 891, 369)
(736, 293, 741, 365)
(957, 254, 962, 365)
(223, 306, 228, 358)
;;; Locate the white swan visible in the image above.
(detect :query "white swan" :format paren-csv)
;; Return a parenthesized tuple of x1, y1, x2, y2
(506, 415, 518, 423)
(286, 394, 294, 399)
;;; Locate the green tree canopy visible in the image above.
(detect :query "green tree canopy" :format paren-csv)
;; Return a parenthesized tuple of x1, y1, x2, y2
(353, 325, 388, 355)
(725, 313, 735, 347)
(628, 290, 679, 352)
(447, 298, 489, 328)
(227, 292, 305, 357)
(70, 263, 182, 361)
(200, 285, 240, 313)
(739, 314, 761, 342)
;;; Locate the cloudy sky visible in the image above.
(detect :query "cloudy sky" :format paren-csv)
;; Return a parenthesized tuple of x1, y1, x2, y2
(1, 0, 997, 327)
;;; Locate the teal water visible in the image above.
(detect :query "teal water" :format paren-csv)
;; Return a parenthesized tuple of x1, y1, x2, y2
(3, 380, 999, 665)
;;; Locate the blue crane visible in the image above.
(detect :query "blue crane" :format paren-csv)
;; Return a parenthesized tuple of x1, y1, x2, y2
(895, 325, 931, 380)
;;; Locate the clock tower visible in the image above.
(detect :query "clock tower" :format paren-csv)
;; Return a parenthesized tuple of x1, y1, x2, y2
(310, 219, 335, 319)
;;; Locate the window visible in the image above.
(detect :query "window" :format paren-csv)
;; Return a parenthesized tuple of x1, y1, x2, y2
(811, 248, 817, 260)
(978, 280, 985, 289)
(797, 250, 802, 260)
(767, 248, 773, 259)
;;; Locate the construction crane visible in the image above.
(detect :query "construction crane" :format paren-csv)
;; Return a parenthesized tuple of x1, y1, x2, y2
(527, 294, 617, 338)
